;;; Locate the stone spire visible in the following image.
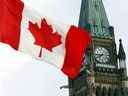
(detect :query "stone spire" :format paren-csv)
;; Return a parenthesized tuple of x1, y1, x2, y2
(118, 39, 127, 78)
(79, 0, 112, 38)
(118, 39, 126, 60)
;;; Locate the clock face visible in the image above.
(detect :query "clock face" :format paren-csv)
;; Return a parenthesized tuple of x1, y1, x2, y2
(94, 47, 110, 63)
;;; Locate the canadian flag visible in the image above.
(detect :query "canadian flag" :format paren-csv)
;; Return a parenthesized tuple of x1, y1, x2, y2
(0, 0, 91, 79)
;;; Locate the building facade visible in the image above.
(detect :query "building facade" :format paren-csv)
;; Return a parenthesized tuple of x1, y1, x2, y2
(69, 0, 128, 96)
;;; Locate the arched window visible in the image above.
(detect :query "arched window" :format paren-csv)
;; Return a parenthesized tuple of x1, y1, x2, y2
(102, 87, 107, 96)
(108, 87, 114, 96)
(114, 88, 121, 96)
(96, 86, 101, 96)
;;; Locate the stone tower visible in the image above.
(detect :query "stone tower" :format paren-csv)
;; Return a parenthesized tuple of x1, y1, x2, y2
(68, 0, 128, 96)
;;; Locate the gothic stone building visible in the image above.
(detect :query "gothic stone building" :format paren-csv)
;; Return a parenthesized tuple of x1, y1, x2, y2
(68, 0, 128, 96)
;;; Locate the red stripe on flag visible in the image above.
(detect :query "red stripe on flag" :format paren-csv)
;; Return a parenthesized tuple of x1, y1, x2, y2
(61, 26, 91, 79)
(0, 0, 24, 50)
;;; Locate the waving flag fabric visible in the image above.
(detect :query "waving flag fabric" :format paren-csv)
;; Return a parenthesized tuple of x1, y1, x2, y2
(0, 0, 91, 79)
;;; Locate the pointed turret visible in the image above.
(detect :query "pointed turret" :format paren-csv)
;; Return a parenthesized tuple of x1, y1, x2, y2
(118, 39, 126, 60)
(118, 39, 127, 77)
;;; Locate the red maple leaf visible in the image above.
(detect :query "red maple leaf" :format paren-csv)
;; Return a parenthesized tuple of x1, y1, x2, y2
(28, 18, 62, 57)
